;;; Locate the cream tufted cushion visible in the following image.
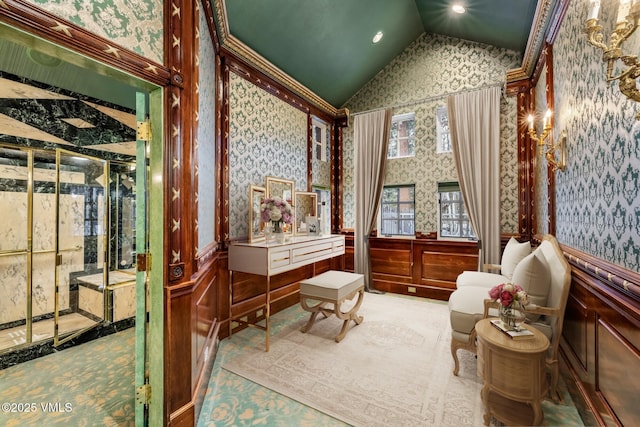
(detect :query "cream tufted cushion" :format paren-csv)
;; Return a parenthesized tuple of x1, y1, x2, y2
(500, 237, 531, 280)
(512, 248, 551, 322)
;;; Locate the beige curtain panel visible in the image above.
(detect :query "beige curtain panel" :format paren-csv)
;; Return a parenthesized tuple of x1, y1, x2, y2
(353, 108, 393, 291)
(447, 86, 501, 267)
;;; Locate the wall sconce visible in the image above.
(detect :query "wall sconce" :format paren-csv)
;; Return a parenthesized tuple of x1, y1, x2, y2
(527, 109, 567, 172)
(585, 0, 640, 119)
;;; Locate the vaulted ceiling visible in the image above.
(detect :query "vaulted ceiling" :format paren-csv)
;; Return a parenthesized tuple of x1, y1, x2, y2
(0, 1, 551, 153)
(221, 0, 542, 109)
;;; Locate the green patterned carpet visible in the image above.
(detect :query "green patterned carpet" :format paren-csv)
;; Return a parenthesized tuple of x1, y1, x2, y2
(0, 294, 586, 427)
(0, 329, 135, 427)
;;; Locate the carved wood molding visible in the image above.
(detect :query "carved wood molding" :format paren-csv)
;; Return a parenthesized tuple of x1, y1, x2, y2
(562, 244, 640, 305)
(0, 0, 170, 86)
(225, 56, 311, 114)
(506, 0, 556, 83)
(506, 0, 569, 90)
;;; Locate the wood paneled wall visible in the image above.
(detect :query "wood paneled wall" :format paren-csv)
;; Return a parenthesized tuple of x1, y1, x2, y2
(344, 234, 479, 300)
(559, 244, 640, 427)
(166, 251, 221, 426)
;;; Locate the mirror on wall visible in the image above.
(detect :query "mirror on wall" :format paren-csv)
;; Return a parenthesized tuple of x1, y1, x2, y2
(265, 176, 294, 235)
(248, 185, 266, 243)
(294, 191, 317, 235)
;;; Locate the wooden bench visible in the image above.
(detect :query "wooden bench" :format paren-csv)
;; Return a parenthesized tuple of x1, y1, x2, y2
(299, 270, 365, 342)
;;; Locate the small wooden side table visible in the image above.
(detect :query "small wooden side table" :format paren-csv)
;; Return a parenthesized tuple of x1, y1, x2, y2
(475, 318, 550, 426)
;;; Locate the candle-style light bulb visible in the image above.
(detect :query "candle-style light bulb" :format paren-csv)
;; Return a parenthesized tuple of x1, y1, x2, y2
(544, 109, 552, 128)
(527, 114, 534, 130)
(617, 0, 632, 24)
(588, 0, 600, 20)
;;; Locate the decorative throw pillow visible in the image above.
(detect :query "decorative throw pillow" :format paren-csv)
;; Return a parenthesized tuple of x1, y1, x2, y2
(500, 237, 531, 280)
(512, 248, 551, 322)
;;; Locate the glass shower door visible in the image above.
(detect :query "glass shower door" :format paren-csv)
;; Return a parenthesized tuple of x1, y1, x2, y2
(0, 146, 30, 352)
(54, 149, 108, 346)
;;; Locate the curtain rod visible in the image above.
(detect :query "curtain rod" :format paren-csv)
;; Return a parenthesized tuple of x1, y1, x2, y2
(350, 82, 505, 118)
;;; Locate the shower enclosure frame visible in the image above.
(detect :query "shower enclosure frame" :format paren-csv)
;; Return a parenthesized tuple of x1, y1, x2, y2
(0, 145, 111, 351)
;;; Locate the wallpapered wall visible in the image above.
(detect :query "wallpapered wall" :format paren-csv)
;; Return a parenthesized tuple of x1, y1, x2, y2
(342, 33, 521, 234)
(228, 73, 308, 240)
(25, 0, 163, 63)
(553, 0, 640, 272)
(197, 1, 216, 252)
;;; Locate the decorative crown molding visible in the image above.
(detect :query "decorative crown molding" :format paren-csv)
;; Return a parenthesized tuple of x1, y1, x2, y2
(506, 0, 558, 85)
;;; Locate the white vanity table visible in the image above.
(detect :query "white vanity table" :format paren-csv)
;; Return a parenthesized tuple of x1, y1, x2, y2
(228, 234, 345, 351)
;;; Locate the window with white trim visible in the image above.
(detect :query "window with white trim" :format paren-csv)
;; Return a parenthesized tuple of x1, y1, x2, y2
(312, 117, 328, 162)
(438, 181, 474, 238)
(380, 184, 415, 236)
(436, 105, 452, 153)
(387, 113, 415, 159)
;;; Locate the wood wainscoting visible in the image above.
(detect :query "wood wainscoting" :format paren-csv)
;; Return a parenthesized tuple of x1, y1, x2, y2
(344, 234, 479, 300)
(166, 250, 221, 426)
(219, 253, 345, 338)
(559, 244, 640, 427)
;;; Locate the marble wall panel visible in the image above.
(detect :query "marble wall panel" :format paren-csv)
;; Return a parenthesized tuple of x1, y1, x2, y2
(112, 283, 136, 322)
(0, 190, 83, 324)
(0, 190, 27, 251)
(79, 285, 103, 319)
(0, 254, 27, 324)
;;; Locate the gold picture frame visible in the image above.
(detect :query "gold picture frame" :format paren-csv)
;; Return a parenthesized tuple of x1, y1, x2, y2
(265, 176, 295, 235)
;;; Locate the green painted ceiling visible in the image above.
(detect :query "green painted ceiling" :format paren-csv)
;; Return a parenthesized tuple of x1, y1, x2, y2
(225, 0, 538, 108)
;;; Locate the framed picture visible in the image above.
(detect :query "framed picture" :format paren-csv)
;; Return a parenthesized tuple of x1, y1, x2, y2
(306, 215, 320, 235)
(248, 185, 266, 243)
(294, 191, 317, 235)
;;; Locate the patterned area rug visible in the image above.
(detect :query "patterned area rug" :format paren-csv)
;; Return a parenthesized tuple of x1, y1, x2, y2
(223, 293, 485, 427)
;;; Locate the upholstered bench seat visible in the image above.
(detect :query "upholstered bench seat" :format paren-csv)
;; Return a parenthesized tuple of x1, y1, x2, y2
(299, 270, 365, 342)
(300, 270, 364, 300)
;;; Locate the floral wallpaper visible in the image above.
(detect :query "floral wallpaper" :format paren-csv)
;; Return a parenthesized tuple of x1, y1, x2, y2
(197, 1, 216, 252)
(25, 0, 163, 63)
(553, 0, 640, 272)
(228, 73, 308, 239)
(343, 33, 521, 234)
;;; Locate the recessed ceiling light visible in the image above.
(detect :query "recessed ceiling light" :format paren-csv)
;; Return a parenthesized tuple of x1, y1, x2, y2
(452, 4, 466, 14)
(372, 31, 384, 44)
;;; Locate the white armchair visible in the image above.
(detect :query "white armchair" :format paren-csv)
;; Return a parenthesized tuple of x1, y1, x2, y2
(449, 235, 571, 401)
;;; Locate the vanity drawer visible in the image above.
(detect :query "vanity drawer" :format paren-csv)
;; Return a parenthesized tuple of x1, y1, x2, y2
(292, 241, 333, 264)
(269, 249, 291, 269)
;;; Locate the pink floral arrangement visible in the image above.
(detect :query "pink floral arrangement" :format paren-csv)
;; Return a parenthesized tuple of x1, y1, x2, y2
(260, 196, 293, 230)
(488, 282, 529, 308)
